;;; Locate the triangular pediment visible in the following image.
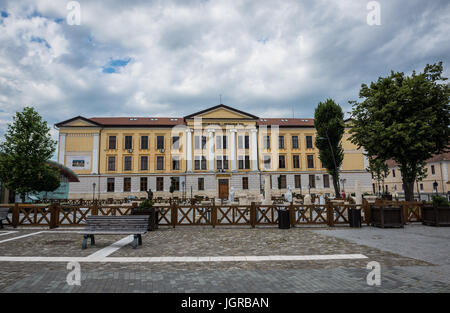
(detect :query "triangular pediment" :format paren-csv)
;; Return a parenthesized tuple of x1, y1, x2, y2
(184, 104, 259, 120)
(55, 116, 101, 128)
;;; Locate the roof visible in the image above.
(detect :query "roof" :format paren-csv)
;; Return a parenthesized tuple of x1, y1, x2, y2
(89, 117, 185, 127)
(386, 152, 450, 168)
(183, 104, 259, 119)
(257, 118, 315, 127)
(47, 160, 80, 182)
(55, 116, 102, 128)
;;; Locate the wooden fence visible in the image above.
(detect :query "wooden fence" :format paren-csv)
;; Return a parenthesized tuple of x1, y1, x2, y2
(0, 200, 424, 228)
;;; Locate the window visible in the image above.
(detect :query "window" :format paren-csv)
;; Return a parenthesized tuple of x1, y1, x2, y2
(195, 156, 207, 170)
(306, 136, 313, 149)
(141, 136, 148, 150)
(238, 155, 250, 169)
(242, 177, 249, 190)
(216, 156, 228, 170)
(278, 155, 286, 169)
(309, 175, 316, 188)
(292, 136, 299, 149)
(323, 174, 330, 188)
(172, 156, 180, 170)
(172, 136, 180, 150)
(108, 136, 116, 150)
(295, 175, 301, 189)
(263, 136, 270, 149)
(278, 175, 287, 189)
(107, 178, 115, 192)
(140, 177, 148, 192)
(278, 136, 285, 149)
(392, 169, 396, 178)
(156, 156, 164, 170)
(238, 135, 250, 149)
(420, 183, 424, 191)
(107, 156, 116, 171)
(264, 156, 271, 169)
(307, 155, 314, 168)
(195, 136, 206, 149)
(216, 135, 227, 149)
(431, 165, 435, 175)
(140, 156, 148, 171)
(157, 136, 164, 150)
(123, 177, 131, 192)
(124, 156, 132, 171)
(198, 178, 204, 191)
(170, 177, 180, 191)
(156, 177, 164, 191)
(124, 136, 133, 150)
(293, 155, 300, 168)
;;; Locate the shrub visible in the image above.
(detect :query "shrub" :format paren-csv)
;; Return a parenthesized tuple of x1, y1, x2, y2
(431, 195, 450, 207)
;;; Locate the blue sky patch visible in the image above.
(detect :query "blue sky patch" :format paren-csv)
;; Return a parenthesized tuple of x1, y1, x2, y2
(31, 36, 51, 49)
(1, 11, 9, 18)
(102, 57, 131, 74)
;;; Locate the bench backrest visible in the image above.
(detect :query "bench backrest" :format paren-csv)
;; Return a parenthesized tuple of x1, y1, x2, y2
(0, 208, 9, 219)
(85, 216, 149, 232)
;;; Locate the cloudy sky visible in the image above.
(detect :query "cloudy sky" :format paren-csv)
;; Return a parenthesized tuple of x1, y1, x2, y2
(0, 0, 449, 144)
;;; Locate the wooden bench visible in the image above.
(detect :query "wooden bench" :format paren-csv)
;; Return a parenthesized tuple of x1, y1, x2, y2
(79, 216, 149, 249)
(0, 208, 9, 229)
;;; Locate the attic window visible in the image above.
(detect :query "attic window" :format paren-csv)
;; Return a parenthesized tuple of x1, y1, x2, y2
(170, 118, 178, 121)
(129, 118, 138, 121)
(281, 119, 288, 122)
(150, 118, 159, 121)
(260, 119, 267, 122)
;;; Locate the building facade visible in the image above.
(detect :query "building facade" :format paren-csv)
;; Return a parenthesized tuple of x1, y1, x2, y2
(55, 104, 372, 199)
(380, 153, 450, 198)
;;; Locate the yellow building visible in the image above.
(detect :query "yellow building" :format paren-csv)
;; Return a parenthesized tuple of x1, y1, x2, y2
(55, 104, 371, 199)
(380, 153, 450, 199)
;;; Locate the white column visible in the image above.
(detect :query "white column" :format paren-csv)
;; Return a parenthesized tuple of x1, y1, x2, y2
(186, 129, 193, 172)
(229, 129, 237, 171)
(58, 133, 66, 165)
(92, 133, 99, 174)
(208, 129, 215, 172)
(250, 128, 258, 171)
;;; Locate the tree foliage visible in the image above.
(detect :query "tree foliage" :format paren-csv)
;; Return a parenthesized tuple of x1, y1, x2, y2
(349, 62, 450, 200)
(0, 107, 58, 200)
(314, 99, 345, 198)
(366, 156, 389, 195)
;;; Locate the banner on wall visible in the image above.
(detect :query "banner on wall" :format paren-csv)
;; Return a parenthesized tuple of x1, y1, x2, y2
(67, 155, 91, 170)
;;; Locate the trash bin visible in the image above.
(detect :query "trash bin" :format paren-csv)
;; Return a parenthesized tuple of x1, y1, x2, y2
(278, 208, 290, 229)
(348, 208, 361, 228)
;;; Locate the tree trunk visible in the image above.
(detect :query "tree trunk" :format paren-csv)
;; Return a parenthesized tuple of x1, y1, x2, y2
(20, 193, 26, 203)
(332, 174, 341, 199)
(403, 180, 415, 202)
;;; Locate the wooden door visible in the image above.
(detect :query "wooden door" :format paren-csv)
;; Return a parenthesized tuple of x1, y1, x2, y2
(218, 179, 229, 199)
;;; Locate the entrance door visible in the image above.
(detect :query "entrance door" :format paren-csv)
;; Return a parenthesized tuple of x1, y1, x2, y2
(218, 179, 229, 199)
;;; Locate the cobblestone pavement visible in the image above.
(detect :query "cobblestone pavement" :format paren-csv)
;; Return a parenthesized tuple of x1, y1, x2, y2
(0, 225, 449, 292)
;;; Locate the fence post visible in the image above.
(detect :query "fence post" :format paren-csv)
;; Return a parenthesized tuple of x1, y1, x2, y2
(363, 199, 371, 225)
(250, 202, 256, 228)
(211, 203, 217, 228)
(12, 203, 19, 228)
(327, 202, 334, 227)
(402, 204, 408, 225)
(289, 202, 295, 227)
(92, 199, 98, 216)
(171, 202, 177, 228)
(49, 203, 56, 229)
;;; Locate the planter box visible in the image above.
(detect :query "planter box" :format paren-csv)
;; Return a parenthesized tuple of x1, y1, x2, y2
(422, 205, 450, 227)
(131, 208, 159, 231)
(371, 206, 404, 228)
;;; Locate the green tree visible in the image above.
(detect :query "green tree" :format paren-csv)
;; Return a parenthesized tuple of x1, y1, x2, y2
(0, 107, 58, 202)
(349, 62, 450, 201)
(314, 99, 345, 198)
(366, 156, 389, 195)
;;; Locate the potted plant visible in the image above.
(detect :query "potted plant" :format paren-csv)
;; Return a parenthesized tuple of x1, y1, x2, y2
(370, 200, 404, 228)
(422, 195, 450, 227)
(131, 199, 158, 230)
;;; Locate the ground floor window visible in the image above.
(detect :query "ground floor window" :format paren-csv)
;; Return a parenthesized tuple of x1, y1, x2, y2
(124, 177, 131, 192)
(295, 175, 301, 189)
(278, 175, 287, 189)
(198, 177, 204, 191)
(156, 177, 164, 191)
(107, 178, 115, 192)
(140, 177, 148, 192)
(309, 175, 316, 188)
(323, 174, 330, 188)
(242, 177, 249, 189)
(170, 177, 180, 191)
